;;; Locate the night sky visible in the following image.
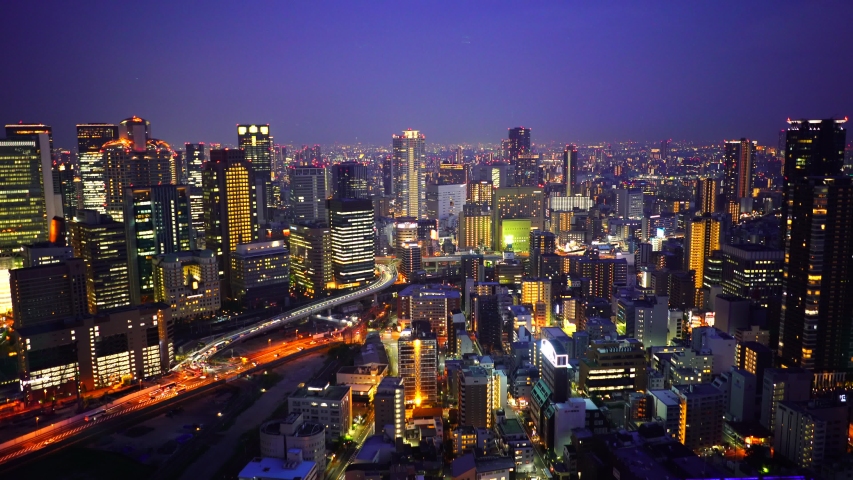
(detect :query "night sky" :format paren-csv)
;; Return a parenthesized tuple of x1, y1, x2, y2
(4, 1, 852, 149)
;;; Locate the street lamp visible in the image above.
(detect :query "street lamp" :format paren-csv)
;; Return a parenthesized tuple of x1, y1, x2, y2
(35, 416, 39, 429)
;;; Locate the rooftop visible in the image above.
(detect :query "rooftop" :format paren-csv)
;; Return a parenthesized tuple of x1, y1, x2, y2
(237, 457, 317, 480)
(289, 384, 351, 402)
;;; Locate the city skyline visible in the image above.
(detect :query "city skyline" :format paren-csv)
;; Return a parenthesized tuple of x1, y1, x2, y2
(4, 2, 853, 149)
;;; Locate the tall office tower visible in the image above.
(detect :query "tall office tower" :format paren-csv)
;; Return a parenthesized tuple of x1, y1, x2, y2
(529, 230, 556, 277)
(69, 210, 131, 313)
(491, 187, 546, 247)
(438, 162, 467, 185)
(399, 242, 422, 278)
(473, 294, 502, 353)
(230, 241, 290, 306)
(718, 244, 783, 308)
(102, 117, 174, 221)
(684, 214, 722, 305)
(467, 180, 493, 206)
(458, 366, 495, 428)
(425, 183, 467, 220)
(514, 154, 541, 187)
(124, 185, 193, 304)
(328, 199, 375, 289)
(392, 129, 425, 218)
(185, 143, 206, 236)
(507, 127, 531, 161)
(394, 218, 418, 258)
(779, 177, 853, 370)
(53, 153, 77, 220)
(5, 125, 59, 221)
(521, 278, 552, 329)
(374, 376, 406, 440)
(563, 144, 578, 196)
(723, 138, 756, 221)
(0, 137, 50, 253)
(237, 124, 272, 222)
(331, 162, 369, 200)
(10, 259, 87, 328)
(152, 250, 220, 321)
(381, 157, 394, 196)
(697, 177, 720, 214)
(5, 123, 53, 151)
(203, 149, 259, 289)
(77, 123, 118, 212)
(289, 223, 332, 298)
(615, 188, 644, 219)
(398, 321, 438, 407)
(660, 139, 670, 161)
(458, 204, 492, 250)
(291, 166, 329, 223)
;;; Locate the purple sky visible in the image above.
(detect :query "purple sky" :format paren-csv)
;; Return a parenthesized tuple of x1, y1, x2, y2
(3, 1, 852, 149)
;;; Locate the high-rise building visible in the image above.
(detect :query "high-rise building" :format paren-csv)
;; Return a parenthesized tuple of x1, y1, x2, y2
(718, 244, 783, 308)
(399, 242, 422, 278)
(461, 254, 485, 283)
(458, 366, 496, 428)
(374, 376, 405, 440)
(203, 149, 259, 291)
(69, 210, 131, 313)
(459, 204, 492, 250)
(514, 154, 541, 187)
(0, 136, 50, 253)
(577, 338, 646, 398)
(10, 259, 87, 328)
(723, 139, 756, 221)
(124, 185, 193, 304)
(392, 130, 425, 218)
(425, 183, 467, 220)
(102, 117, 174, 221)
(473, 294, 502, 353)
(289, 223, 332, 298)
(697, 177, 720, 214)
(331, 162, 369, 200)
(521, 278, 552, 329)
(676, 384, 725, 451)
(438, 162, 467, 185)
(185, 143, 207, 237)
(397, 284, 461, 338)
(615, 188, 644, 219)
(778, 177, 853, 370)
(152, 250, 220, 321)
(291, 167, 329, 223)
(467, 180, 493, 206)
(230, 241, 290, 307)
(237, 124, 272, 221)
(53, 152, 77, 220)
(328, 199, 375, 289)
(507, 127, 531, 161)
(760, 368, 812, 431)
(77, 124, 118, 213)
(684, 214, 722, 304)
(563, 144, 578, 196)
(529, 230, 556, 278)
(398, 322, 438, 407)
(491, 187, 545, 248)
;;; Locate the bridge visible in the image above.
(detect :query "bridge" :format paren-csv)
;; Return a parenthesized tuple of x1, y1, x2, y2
(179, 263, 397, 368)
(420, 253, 503, 264)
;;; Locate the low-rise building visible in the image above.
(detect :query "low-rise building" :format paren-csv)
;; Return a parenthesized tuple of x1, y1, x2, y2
(238, 450, 319, 480)
(259, 413, 326, 471)
(230, 240, 290, 307)
(152, 250, 220, 321)
(287, 382, 352, 442)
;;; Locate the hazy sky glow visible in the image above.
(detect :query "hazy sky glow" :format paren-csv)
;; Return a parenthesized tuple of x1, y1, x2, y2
(3, 0, 852, 149)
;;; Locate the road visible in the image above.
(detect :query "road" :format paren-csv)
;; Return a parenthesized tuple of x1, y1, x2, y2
(326, 410, 375, 480)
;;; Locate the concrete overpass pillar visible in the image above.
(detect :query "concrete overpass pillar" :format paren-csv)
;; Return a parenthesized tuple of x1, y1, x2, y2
(373, 293, 378, 306)
(327, 308, 332, 316)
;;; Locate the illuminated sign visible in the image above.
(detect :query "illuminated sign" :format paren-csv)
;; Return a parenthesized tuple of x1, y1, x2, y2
(541, 339, 568, 368)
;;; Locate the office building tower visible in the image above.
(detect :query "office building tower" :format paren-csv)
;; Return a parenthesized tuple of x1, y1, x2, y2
(459, 204, 492, 250)
(458, 366, 497, 428)
(438, 162, 467, 185)
(760, 368, 812, 431)
(491, 187, 545, 248)
(723, 139, 756, 220)
(102, 117, 174, 221)
(467, 180, 493, 206)
(398, 322, 438, 407)
(718, 244, 783, 308)
(397, 284, 461, 338)
(394, 218, 418, 257)
(778, 176, 853, 370)
(774, 401, 847, 469)
(23, 244, 73, 268)
(185, 143, 207, 236)
(578, 339, 646, 398)
(473, 294, 502, 353)
(563, 144, 578, 196)
(10, 259, 87, 328)
(0, 136, 51, 253)
(381, 157, 394, 196)
(291, 166, 329, 223)
(124, 185, 192, 304)
(237, 124, 272, 221)
(615, 188, 644, 219)
(514, 154, 541, 187)
(684, 214, 722, 304)
(5, 126, 61, 223)
(152, 250, 220, 321)
(331, 161, 369, 200)
(521, 278, 552, 328)
(400, 242, 422, 278)
(461, 254, 484, 283)
(328, 199, 375, 289)
(374, 376, 406, 440)
(68, 210, 131, 312)
(697, 177, 720, 214)
(230, 240, 290, 307)
(529, 230, 556, 277)
(77, 124, 118, 213)
(289, 223, 332, 298)
(425, 183, 466, 221)
(507, 127, 531, 161)
(392, 129, 425, 218)
(203, 149, 259, 290)
(676, 384, 725, 451)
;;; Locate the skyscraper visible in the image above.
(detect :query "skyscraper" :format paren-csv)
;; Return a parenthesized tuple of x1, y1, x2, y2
(684, 214, 722, 305)
(529, 230, 556, 278)
(5, 125, 59, 225)
(331, 161, 369, 200)
(124, 185, 193, 304)
(723, 139, 756, 221)
(77, 123, 118, 213)
(69, 210, 131, 313)
(0, 137, 49, 253)
(507, 127, 531, 161)
(438, 162, 467, 185)
(10, 259, 87, 328)
(291, 166, 329, 223)
(398, 321, 438, 407)
(328, 199, 375, 289)
(203, 149, 259, 291)
(185, 143, 207, 237)
(237, 124, 272, 222)
(289, 223, 332, 298)
(563, 144, 578, 196)
(514, 154, 541, 187)
(392, 130, 425, 218)
(103, 117, 174, 221)
(697, 177, 720, 214)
